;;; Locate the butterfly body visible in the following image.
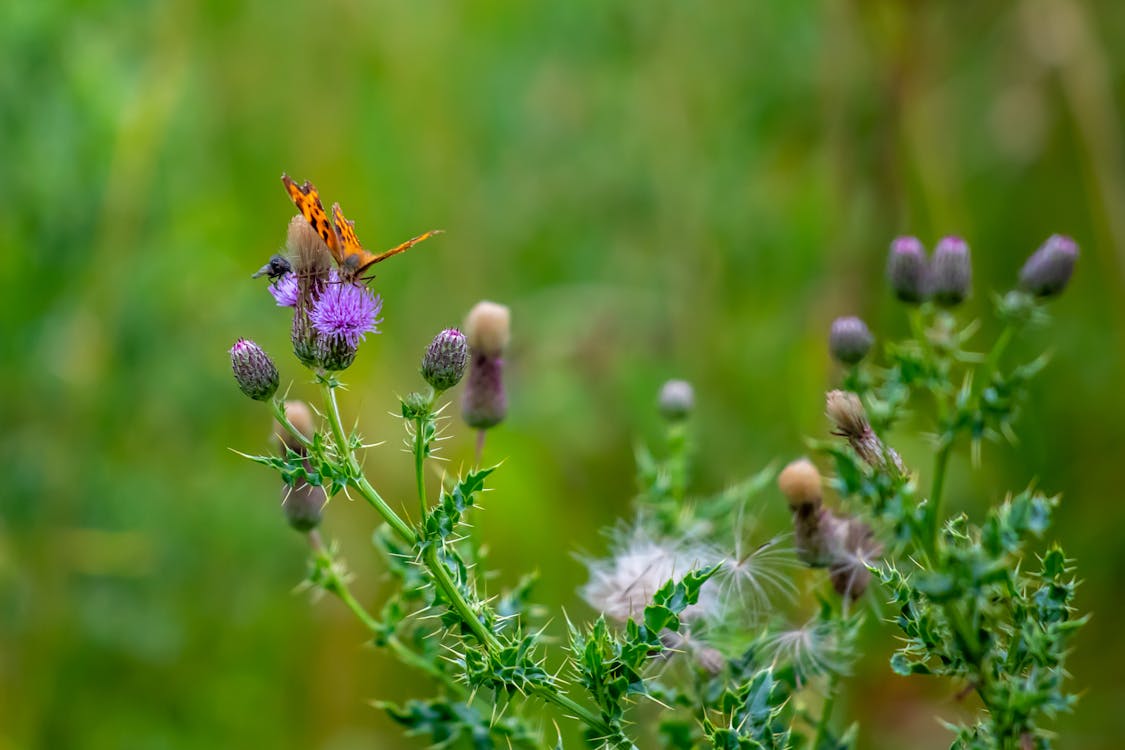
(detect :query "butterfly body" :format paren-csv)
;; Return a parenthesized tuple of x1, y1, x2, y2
(281, 173, 441, 282)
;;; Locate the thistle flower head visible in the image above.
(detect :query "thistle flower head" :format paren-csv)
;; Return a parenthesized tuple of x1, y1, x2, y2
(230, 338, 279, 401)
(307, 273, 383, 370)
(421, 328, 469, 392)
(464, 300, 511, 356)
(658, 379, 695, 421)
(581, 529, 718, 624)
(268, 272, 299, 307)
(886, 236, 929, 303)
(1019, 234, 1079, 298)
(930, 236, 972, 306)
(828, 316, 874, 365)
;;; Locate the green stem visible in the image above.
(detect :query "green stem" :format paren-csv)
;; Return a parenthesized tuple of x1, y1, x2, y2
(270, 398, 314, 451)
(323, 381, 620, 743)
(813, 673, 841, 748)
(314, 541, 468, 698)
(415, 416, 428, 519)
(322, 382, 417, 545)
(928, 439, 953, 555)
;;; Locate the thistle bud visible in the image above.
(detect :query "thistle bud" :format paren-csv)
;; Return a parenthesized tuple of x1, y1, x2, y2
(464, 301, 511, 357)
(1019, 234, 1079, 298)
(273, 400, 314, 454)
(778, 458, 822, 511)
(230, 338, 279, 401)
(657, 379, 695, 422)
(828, 316, 874, 365)
(421, 328, 469, 392)
(886, 236, 929, 303)
(930, 236, 972, 306)
(282, 475, 327, 532)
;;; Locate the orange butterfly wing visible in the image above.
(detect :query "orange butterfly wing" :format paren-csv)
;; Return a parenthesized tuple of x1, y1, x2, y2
(281, 174, 340, 260)
(331, 202, 381, 273)
(333, 202, 443, 275)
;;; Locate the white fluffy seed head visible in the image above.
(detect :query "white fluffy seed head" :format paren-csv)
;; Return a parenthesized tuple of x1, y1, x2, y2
(581, 531, 718, 624)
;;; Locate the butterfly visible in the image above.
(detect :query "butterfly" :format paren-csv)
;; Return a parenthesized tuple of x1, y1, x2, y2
(281, 173, 441, 281)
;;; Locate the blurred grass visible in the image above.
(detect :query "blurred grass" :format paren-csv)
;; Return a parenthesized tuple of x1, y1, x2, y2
(2, 0, 1124, 747)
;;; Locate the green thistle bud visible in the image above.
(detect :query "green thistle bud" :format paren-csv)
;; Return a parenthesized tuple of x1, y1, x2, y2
(930, 236, 972, 306)
(230, 338, 279, 401)
(421, 328, 469, 392)
(828, 316, 874, 365)
(657, 379, 695, 421)
(1019, 234, 1079, 298)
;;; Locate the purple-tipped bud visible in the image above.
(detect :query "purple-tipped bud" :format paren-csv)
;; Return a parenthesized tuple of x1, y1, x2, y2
(230, 338, 279, 401)
(829, 316, 874, 365)
(658, 379, 694, 421)
(1019, 234, 1079, 298)
(282, 475, 326, 532)
(422, 328, 469, 392)
(930, 236, 972, 306)
(462, 353, 507, 429)
(886, 236, 929, 303)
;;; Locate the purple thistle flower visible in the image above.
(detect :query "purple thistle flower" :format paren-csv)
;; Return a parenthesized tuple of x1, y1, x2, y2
(268, 272, 299, 307)
(308, 275, 383, 352)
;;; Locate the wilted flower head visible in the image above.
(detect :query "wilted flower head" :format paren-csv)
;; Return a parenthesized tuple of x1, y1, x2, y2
(462, 300, 510, 430)
(286, 214, 332, 282)
(658, 379, 695, 421)
(828, 516, 882, 601)
(464, 301, 511, 357)
(828, 316, 874, 365)
(230, 338, 279, 401)
(826, 390, 904, 474)
(421, 328, 469, 392)
(778, 458, 822, 511)
(581, 530, 718, 624)
(269, 272, 299, 307)
(930, 236, 972, 306)
(1019, 234, 1079, 298)
(886, 236, 929, 303)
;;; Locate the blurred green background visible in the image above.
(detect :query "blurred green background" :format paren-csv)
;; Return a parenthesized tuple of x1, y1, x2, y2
(3, 0, 1124, 747)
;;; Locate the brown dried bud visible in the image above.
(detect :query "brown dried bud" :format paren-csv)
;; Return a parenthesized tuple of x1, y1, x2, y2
(778, 458, 822, 511)
(464, 301, 511, 357)
(825, 390, 904, 475)
(829, 517, 883, 600)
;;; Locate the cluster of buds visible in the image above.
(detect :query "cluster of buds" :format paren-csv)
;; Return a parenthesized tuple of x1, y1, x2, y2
(777, 458, 882, 599)
(461, 301, 510, 430)
(272, 400, 326, 531)
(887, 233, 1079, 306)
(886, 235, 973, 306)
